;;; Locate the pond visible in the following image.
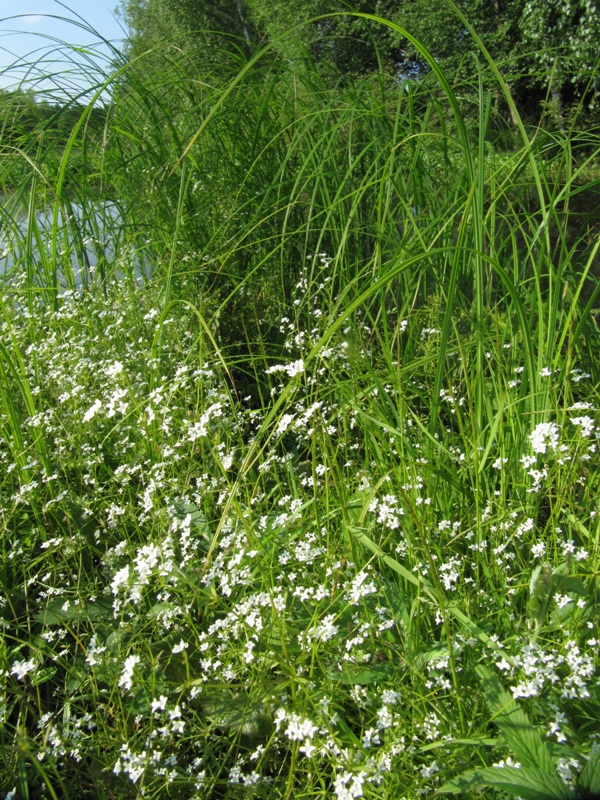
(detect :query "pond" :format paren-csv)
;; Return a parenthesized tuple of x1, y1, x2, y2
(0, 198, 149, 287)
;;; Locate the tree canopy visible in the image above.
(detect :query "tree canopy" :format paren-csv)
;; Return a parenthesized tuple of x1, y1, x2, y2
(116, 0, 600, 125)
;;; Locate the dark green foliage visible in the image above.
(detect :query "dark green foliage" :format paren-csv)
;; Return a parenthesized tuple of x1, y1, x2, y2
(117, 0, 600, 125)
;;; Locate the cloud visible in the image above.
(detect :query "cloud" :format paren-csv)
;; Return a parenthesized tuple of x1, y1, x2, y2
(22, 15, 44, 25)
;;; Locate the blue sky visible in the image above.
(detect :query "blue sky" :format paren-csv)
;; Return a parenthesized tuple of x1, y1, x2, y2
(0, 1, 125, 95)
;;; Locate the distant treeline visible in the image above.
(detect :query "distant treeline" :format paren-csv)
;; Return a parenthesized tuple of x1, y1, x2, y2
(0, 87, 107, 147)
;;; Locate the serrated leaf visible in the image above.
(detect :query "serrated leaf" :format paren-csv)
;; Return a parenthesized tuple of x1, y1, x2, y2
(440, 766, 573, 799)
(580, 747, 600, 793)
(477, 665, 555, 774)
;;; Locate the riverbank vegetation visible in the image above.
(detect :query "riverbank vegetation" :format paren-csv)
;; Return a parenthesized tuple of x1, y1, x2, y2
(0, 3, 599, 798)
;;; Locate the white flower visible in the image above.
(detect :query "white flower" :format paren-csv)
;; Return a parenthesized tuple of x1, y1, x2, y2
(284, 713, 318, 741)
(275, 413, 295, 437)
(571, 416, 595, 436)
(309, 614, 339, 642)
(556, 756, 581, 787)
(151, 695, 168, 714)
(134, 543, 160, 585)
(346, 571, 377, 604)
(111, 565, 130, 595)
(11, 658, 36, 681)
(376, 705, 394, 729)
(420, 760, 439, 778)
(266, 359, 305, 378)
(106, 387, 128, 417)
(113, 744, 146, 783)
(187, 402, 223, 441)
(555, 593, 572, 609)
(244, 640, 256, 663)
(300, 740, 317, 757)
(334, 770, 367, 799)
(493, 757, 521, 768)
(381, 689, 401, 705)
(529, 422, 559, 454)
(105, 361, 124, 378)
(266, 358, 304, 378)
(83, 399, 102, 422)
(118, 655, 140, 690)
(286, 359, 305, 377)
(370, 496, 403, 529)
(85, 634, 106, 667)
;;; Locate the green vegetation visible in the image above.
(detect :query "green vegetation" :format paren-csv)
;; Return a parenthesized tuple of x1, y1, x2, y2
(118, 0, 600, 125)
(0, 4, 599, 798)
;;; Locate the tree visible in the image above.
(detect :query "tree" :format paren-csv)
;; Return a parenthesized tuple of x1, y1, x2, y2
(117, 0, 407, 78)
(519, 0, 600, 124)
(245, 0, 406, 76)
(116, 0, 600, 124)
(391, 0, 530, 122)
(117, 0, 258, 64)
(391, 0, 600, 125)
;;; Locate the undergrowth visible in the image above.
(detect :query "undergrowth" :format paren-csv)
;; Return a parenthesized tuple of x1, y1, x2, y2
(0, 8, 599, 799)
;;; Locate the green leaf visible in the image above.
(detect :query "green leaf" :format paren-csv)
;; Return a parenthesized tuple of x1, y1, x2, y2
(449, 605, 514, 661)
(420, 735, 497, 752)
(31, 666, 58, 687)
(173, 500, 211, 539)
(440, 765, 574, 799)
(580, 747, 600, 794)
(552, 576, 587, 596)
(477, 665, 556, 774)
(328, 665, 393, 685)
(528, 563, 553, 625)
(35, 597, 113, 625)
(413, 643, 449, 670)
(202, 695, 273, 741)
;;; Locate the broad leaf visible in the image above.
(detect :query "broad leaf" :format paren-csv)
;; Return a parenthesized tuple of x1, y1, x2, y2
(580, 747, 600, 794)
(202, 694, 273, 741)
(440, 765, 573, 799)
(477, 665, 555, 774)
